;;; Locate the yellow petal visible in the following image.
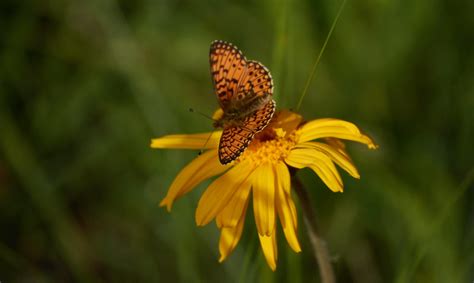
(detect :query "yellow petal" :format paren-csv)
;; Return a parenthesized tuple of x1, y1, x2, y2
(269, 110, 303, 133)
(252, 163, 276, 236)
(297, 141, 360, 179)
(275, 162, 298, 227)
(218, 199, 248, 262)
(258, 225, 278, 271)
(150, 131, 221, 149)
(216, 175, 252, 228)
(275, 161, 291, 195)
(298, 118, 378, 149)
(287, 191, 298, 229)
(195, 162, 254, 226)
(309, 163, 343, 192)
(160, 150, 227, 211)
(285, 148, 343, 192)
(275, 166, 301, 252)
(283, 149, 316, 166)
(325, 137, 350, 158)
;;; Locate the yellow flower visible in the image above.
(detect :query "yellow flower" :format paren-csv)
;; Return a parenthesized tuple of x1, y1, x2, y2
(150, 110, 377, 270)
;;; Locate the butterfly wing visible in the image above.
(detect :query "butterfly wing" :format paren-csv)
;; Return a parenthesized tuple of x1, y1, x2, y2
(237, 60, 273, 101)
(210, 41, 274, 108)
(209, 40, 247, 108)
(218, 99, 276, 164)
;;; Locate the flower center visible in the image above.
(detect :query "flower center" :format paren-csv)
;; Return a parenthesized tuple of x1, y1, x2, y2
(238, 126, 299, 165)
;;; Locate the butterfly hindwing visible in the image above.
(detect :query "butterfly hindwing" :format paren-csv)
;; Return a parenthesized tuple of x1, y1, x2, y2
(218, 127, 254, 165)
(236, 60, 273, 104)
(242, 98, 276, 132)
(218, 99, 276, 164)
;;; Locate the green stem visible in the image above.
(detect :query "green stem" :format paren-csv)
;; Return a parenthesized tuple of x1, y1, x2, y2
(293, 177, 335, 283)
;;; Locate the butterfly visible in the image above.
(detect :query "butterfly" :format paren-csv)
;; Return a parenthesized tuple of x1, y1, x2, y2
(209, 40, 276, 165)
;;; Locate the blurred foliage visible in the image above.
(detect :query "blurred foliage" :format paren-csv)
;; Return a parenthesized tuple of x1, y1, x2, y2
(0, 0, 473, 282)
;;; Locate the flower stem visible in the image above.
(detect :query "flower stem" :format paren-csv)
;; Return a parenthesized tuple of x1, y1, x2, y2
(293, 177, 335, 283)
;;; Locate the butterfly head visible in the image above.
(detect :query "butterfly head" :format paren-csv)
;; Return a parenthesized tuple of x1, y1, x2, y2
(213, 110, 241, 129)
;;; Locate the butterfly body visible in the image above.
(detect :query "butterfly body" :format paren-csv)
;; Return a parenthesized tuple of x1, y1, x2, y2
(209, 40, 276, 164)
(213, 95, 272, 128)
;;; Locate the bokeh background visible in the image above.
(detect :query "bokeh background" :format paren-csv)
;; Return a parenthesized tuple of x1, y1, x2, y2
(1, 0, 473, 282)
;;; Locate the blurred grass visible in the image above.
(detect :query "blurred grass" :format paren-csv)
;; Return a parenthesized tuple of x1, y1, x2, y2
(0, 0, 473, 282)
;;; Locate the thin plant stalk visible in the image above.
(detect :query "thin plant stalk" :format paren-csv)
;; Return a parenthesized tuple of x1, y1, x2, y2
(293, 177, 335, 283)
(295, 0, 347, 111)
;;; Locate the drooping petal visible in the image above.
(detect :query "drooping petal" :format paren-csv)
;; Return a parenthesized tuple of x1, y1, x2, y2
(309, 163, 343, 192)
(252, 163, 276, 236)
(160, 150, 228, 211)
(275, 161, 291, 195)
(297, 141, 360, 178)
(150, 131, 222, 149)
(287, 191, 298, 229)
(285, 148, 343, 192)
(195, 161, 254, 226)
(275, 164, 301, 253)
(325, 137, 351, 159)
(218, 199, 249, 262)
(298, 118, 378, 149)
(216, 175, 252, 228)
(258, 225, 278, 271)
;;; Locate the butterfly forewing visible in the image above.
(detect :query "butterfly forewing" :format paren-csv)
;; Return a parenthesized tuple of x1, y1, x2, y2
(210, 40, 247, 108)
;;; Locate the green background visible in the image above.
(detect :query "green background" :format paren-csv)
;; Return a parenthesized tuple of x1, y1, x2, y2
(1, 0, 473, 282)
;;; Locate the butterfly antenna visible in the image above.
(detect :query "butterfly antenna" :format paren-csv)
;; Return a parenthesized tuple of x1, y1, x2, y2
(189, 108, 216, 121)
(198, 131, 215, 155)
(188, 108, 218, 155)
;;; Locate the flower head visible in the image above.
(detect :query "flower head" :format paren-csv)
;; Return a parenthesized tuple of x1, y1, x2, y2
(151, 110, 377, 270)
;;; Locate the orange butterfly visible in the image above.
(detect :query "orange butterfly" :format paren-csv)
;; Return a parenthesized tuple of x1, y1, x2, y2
(210, 40, 276, 165)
